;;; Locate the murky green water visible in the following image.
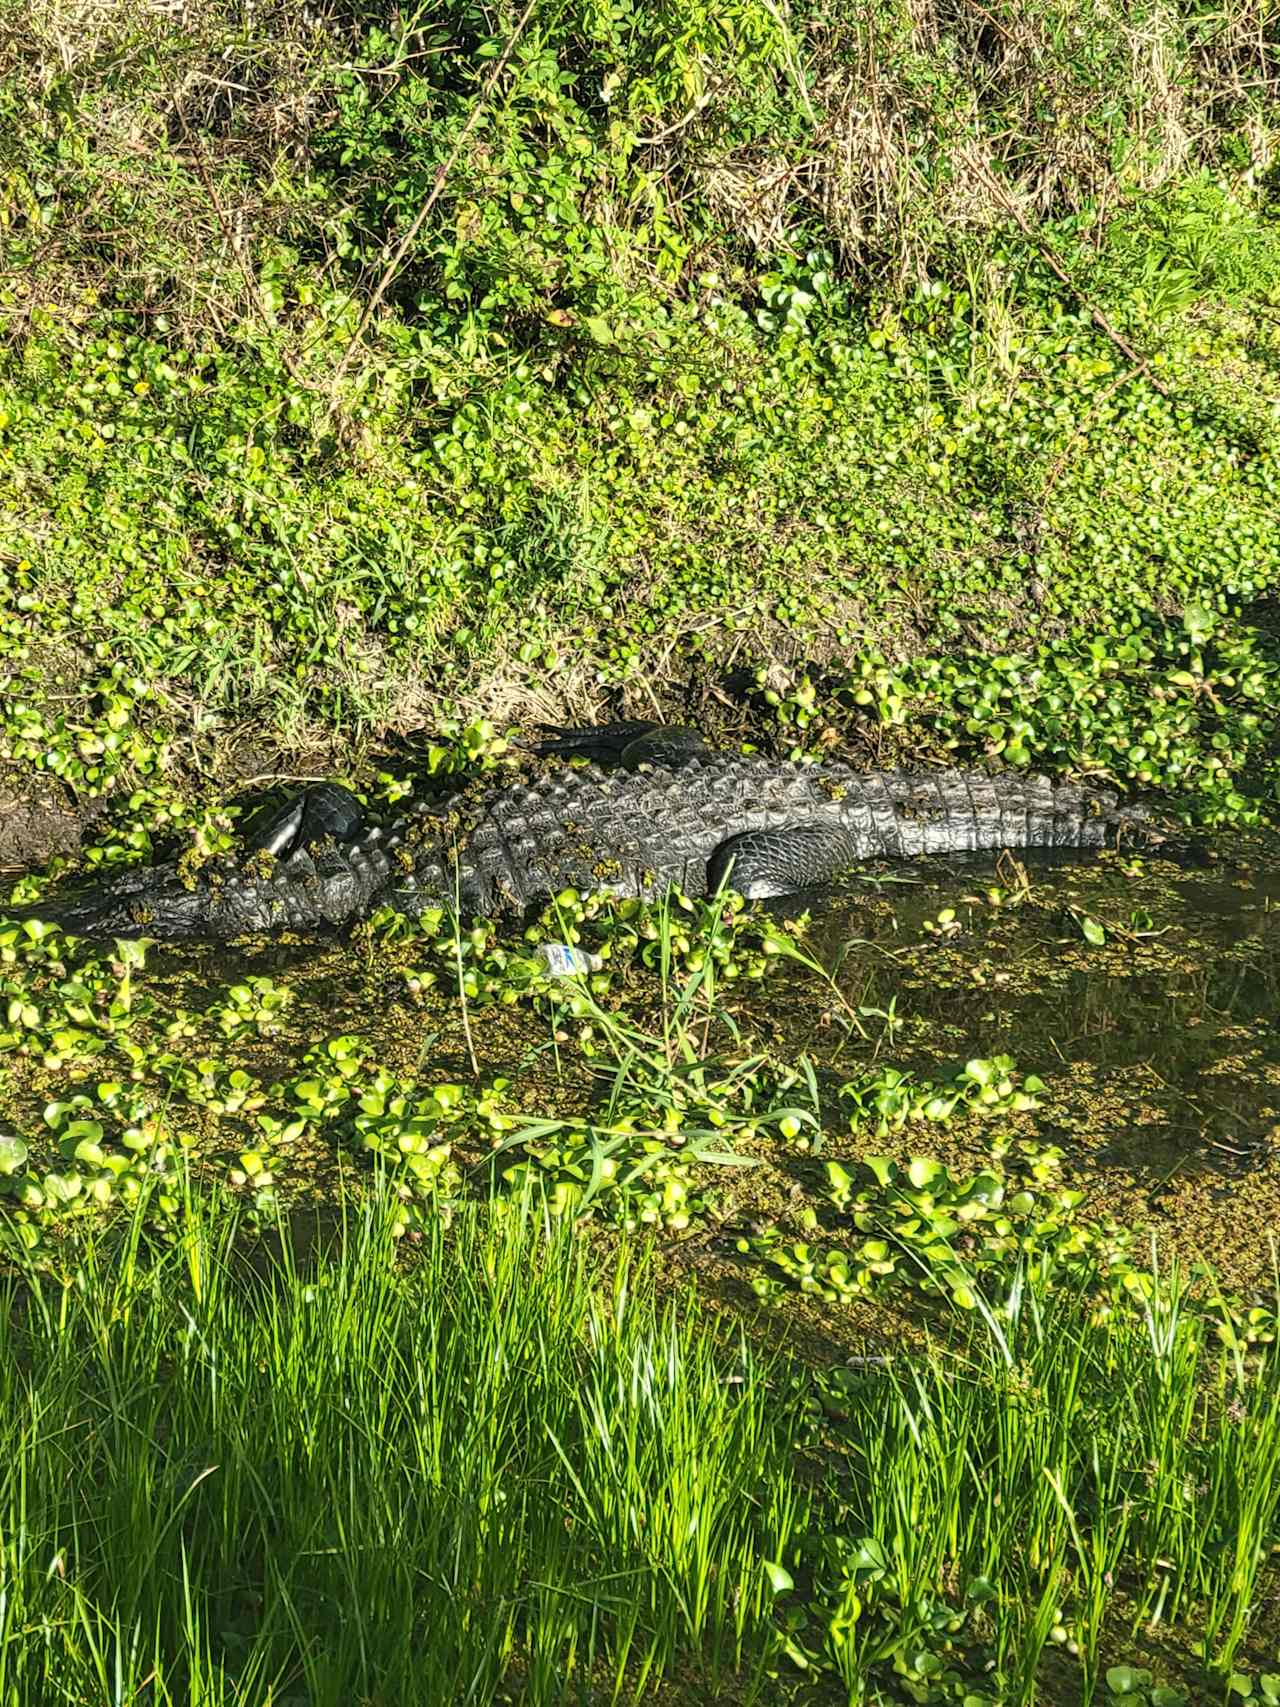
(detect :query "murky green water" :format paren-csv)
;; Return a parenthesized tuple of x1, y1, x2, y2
(729, 844, 1280, 1277)
(4, 838, 1279, 1282)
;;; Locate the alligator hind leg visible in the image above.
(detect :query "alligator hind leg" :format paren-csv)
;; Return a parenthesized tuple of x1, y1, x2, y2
(526, 723, 712, 769)
(706, 823, 864, 901)
(245, 783, 367, 857)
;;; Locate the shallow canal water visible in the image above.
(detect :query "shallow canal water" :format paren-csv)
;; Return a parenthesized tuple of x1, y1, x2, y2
(739, 842, 1280, 1286)
(2, 839, 1278, 1289)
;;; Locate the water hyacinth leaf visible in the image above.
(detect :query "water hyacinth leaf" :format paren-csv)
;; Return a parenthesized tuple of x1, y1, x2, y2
(966, 1171, 1004, 1205)
(907, 1157, 941, 1189)
(1080, 915, 1106, 946)
(848, 1537, 889, 1576)
(827, 1161, 855, 1205)
(0, 1132, 28, 1175)
(1183, 601, 1214, 644)
(44, 1099, 88, 1129)
(1105, 1666, 1152, 1695)
(43, 1172, 83, 1204)
(762, 1559, 794, 1596)
(910, 1650, 944, 1678)
(62, 1120, 104, 1146)
(963, 1058, 996, 1086)
(925, 1214, 961, 1238)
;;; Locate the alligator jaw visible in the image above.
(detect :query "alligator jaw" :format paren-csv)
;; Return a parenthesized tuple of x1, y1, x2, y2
(8, 866, 208, 942)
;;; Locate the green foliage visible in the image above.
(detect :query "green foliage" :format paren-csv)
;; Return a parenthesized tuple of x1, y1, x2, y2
(0, 1194, 808, 1702)
(742, 1136, 1148, 1312)
(0, 3, 1278, 790)
(768, 1243, 1280, 1704)
(3, 17, 1280, 1698)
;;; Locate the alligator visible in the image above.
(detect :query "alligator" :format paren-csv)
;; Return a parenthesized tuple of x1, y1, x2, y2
(4, 723, 1153, 942)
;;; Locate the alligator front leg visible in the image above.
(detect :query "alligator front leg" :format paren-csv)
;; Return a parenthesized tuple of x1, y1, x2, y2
(526, 723, 712, 769)
(245, 783, 366, 856)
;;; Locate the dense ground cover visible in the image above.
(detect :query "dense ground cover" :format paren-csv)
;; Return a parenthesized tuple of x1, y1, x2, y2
(4, 0, 1280, 1701)
(1, 0, 1278, 793)
(1, 849, 1278, 1703)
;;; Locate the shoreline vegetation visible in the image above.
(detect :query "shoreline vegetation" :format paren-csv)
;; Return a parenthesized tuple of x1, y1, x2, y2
(2, 1, 1280, 1701)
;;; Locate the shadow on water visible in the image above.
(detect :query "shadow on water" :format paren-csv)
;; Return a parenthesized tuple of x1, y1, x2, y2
(649, 839, 1280, 1368)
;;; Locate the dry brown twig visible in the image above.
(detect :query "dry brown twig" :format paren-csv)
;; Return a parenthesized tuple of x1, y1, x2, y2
(961, 147, 1170, 397)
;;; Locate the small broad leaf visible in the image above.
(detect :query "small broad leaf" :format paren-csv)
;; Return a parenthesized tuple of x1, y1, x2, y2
(1080, 915, 1106, 946)
(1105, 1667, 1150, 1695)
(0, 1132, 28, 1176)
(907, 1157, 941, 1189)
(848, 1536, 888, 1575)
(1183, 601, 1213, 644)
(761, 1559, 794, 1596)
(63, 1119, 104, 1145)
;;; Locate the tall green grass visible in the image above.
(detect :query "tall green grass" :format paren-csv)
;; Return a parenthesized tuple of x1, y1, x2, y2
(1, 1173, 1278, 1703)
(0, 1192, 805, 1705)
(798, 1258, 1280, 1702)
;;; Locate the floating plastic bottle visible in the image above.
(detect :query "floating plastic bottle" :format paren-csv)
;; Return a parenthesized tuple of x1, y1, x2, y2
(533, 942, 603, 977)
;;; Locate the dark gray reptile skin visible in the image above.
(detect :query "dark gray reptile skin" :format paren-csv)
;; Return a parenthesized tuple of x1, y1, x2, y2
(6, 736, 1148, 941)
